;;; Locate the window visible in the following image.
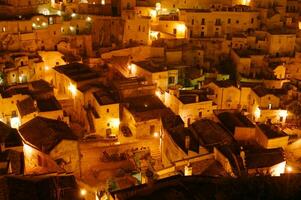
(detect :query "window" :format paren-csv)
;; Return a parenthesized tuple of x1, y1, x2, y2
(187, 118, 191, 126)
(192, 19, 194, 25)
(251, 18, 254, 24)
(215, 19, 221, 25)
(268, 103, 272, 109)
(173, 28, 177, 35)
(236, 20, 239, 24)
(199, 112, 202, 118)
(107, 123, 110, 127)
(106, 108, 109, 113)
(228, 19, 231, 24)
(150, 125, 155, 135)
(201, 18, 205, 25)
(168, 77, 175, 84)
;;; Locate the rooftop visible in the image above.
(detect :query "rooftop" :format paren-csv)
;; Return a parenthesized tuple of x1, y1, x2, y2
(16, 97, 36, 117)
(125, 95, 169, 121)
(134, 60, 167, 73)
(246, 147, 285, 169)
(1, 174, 80, 200)
(0, 121, 22, 148)
(112, 175, 301, 200)
(257, 124, 288, 139)
(217, 112, 255, 134)
(169, 127, 199, 154)
(93, 88, 117, 105)
(36, 96, 62, 112)
(19, 117, 77, 153)
(190, 119, 234, 152)
(54, 63, 101, 83)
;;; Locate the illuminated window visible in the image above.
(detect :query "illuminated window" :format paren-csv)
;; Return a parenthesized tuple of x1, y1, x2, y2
(101, 0, 105, 5)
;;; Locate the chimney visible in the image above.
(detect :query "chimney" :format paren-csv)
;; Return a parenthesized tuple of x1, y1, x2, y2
(185, 135, 190, 150)
(195, 95, 199, 103)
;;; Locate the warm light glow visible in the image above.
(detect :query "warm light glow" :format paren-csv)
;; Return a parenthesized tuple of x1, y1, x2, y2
(57, 10, 62, 16)
(86, 16, 92, 22)
(176, 24, 186, 33)
(80, 189, 87, 196)
(32, 23, 36, 27)
(71, 13, 76, 18)
(101, 0, 105, 5)
(111, 118, 120, 128)
(45, 65, 50, 71)
(68, 83, 77, 96)
(286, 165, 293, 173)
(150, 10, 157, 18)
(42, 22, 47, 26)
(155, 90, 161, 97)
(150, 31, 159, 40)
(254, 107, 261, 120)
(241, 0, 250, 5)
(278, 110, 288, 118)
(154, 132, 159, 138)
(155, 2, 161, 11)
(39, 8, 50, 15)
(10, 117, 20, 129)
(271, 162, 286, 176)
(69, 26, 75, 31)
(23, 143, 33, 156)
(128, 64, 136, 75)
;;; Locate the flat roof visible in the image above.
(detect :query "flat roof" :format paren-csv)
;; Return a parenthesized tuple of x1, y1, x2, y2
(36, 96, 62, 112)
(134, 60, 167, 73)
(125, 95, 169, 121)
(54, 63, 101, 82)
(190, 119, 234, 151)
(217, 112, 255, 134)
(257, 124, 287, 139)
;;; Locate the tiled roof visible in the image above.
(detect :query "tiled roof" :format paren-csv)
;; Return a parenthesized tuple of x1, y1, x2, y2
(16, 97, 36, 117)
(19, 117, 77, 153)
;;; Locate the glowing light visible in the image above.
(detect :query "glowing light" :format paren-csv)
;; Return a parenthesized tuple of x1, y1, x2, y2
(271, 162, 286, 176)
(278, 110, 288, 118)
(254, 107, 261, 120)
(101, 0, 105, 5)
(10, 117, 20, 129)
(80, 189, 87, 196)
(150, 31, 159, 40)
(155, 2, 161, 11)
(154, 132, 159, 138)
(286, 165, 293, 173)
(42, 22, 47, 26)
(57, 10, 62, 16)
(176, 24, 186, 32)
(45, 66, 50, 71)
(37, 17, 40, 21)
(68, 83, 77, 96)
(39, 8, 50, 15)
(71, 13, 76, 18)
(111, 118, 120, 128)
(23, 143, 33, 156)
(241, 0, 250, 5)
(127, 64, 136, 75)
(69, 26, 75, 31)
(155, 90, 161, 97)
(32, 23, 36, 27)
(86, 16, 92, 22)
(150, 10, 157, 18)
